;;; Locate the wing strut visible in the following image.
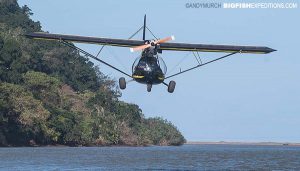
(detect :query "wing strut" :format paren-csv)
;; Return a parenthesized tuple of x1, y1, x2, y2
(95, 25, 144, 58)
(60, 40, 132, 78)
(165, 51, 240, 79)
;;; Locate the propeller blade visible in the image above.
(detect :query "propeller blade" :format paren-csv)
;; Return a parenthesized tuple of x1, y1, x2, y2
(130, 44, 151, 52)
(156, 35, 175, 44)
(130, 36, 175, 52)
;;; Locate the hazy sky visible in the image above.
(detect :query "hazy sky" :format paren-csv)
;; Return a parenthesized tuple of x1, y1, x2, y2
(19, 0, 299, 142)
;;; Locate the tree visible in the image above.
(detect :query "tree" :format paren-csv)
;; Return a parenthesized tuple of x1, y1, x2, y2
(0, 82, 58, 145)
(23, 71, 61, 105)
(21, 5, 33, 16)
(0, 1, 186, 147)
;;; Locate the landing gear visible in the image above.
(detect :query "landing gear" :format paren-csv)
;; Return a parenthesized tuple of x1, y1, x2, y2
(167, 81, 176, 93)
(147, 84, 152, 92)
(119, 77, 126, 90)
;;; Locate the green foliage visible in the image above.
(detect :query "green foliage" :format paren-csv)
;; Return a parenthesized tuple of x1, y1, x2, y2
(23, 71, 61, 105)
(0, 0, 41, 31)
(0, 82, 58, 145)
(0, 37, 24, 83)
(47, 107, 93, 146)
(142, 117, 186, 145)
(0, 0, 185, 147)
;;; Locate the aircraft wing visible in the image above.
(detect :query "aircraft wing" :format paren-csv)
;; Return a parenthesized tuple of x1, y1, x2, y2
(26, 32, 276, 54)
(158, 42, 276, 54)
(25, 32, 144, 47)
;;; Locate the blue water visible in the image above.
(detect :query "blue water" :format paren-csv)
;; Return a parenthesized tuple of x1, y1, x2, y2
(0, 144, 300, 170)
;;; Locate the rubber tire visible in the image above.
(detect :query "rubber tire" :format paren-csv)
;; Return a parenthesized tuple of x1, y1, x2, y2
(147, 84, 152, 92)
(119, 77, 126, 90)
(168, 81, 176, 93)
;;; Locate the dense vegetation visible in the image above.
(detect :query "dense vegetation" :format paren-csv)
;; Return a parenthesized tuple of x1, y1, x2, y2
(0, 0, 185, 147)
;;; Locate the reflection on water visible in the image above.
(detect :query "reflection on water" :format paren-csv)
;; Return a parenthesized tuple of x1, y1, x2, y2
(0, 144, 300, 170)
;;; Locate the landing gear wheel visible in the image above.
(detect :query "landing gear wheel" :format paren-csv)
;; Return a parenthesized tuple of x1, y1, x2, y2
(168, 81, 176, 93)
(147, 84, 152, 92)
(119, 77, 126, 90)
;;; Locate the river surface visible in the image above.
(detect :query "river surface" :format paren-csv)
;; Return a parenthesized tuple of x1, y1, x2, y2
(1, 144, 300, 170)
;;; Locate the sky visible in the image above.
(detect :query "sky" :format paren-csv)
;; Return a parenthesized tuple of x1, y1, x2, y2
(18, 0, 300, 142)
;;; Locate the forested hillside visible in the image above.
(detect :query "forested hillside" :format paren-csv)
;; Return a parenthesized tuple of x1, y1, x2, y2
(0, 0, 185, 147)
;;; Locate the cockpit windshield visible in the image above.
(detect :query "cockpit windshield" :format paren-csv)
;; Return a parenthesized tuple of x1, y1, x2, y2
(132, 55, 167, 74)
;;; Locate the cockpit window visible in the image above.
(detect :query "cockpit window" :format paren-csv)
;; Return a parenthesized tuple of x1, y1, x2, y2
(132, 56, 167, 74)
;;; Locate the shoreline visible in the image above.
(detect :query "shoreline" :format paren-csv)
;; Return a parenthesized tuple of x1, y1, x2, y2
(2, 142, 300, 147)
(185, 141, 300, 146)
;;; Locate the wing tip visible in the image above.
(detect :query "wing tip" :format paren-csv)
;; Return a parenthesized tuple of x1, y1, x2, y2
(265, 47, 277, 53)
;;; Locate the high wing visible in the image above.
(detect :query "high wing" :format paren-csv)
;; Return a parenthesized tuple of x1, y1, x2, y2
(26, 32, 275, 54)
(25, 32, 144, 47)
(159, 42, 275, 54)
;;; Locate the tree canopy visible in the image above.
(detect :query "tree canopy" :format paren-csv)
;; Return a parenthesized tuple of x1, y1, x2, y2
(0, 0, 185, 147)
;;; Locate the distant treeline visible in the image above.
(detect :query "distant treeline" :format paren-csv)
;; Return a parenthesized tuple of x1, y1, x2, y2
(0, 0, 185, 147)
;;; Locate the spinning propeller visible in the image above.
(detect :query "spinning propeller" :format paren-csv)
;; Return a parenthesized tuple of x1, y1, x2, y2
(130, 36, 175, 52)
